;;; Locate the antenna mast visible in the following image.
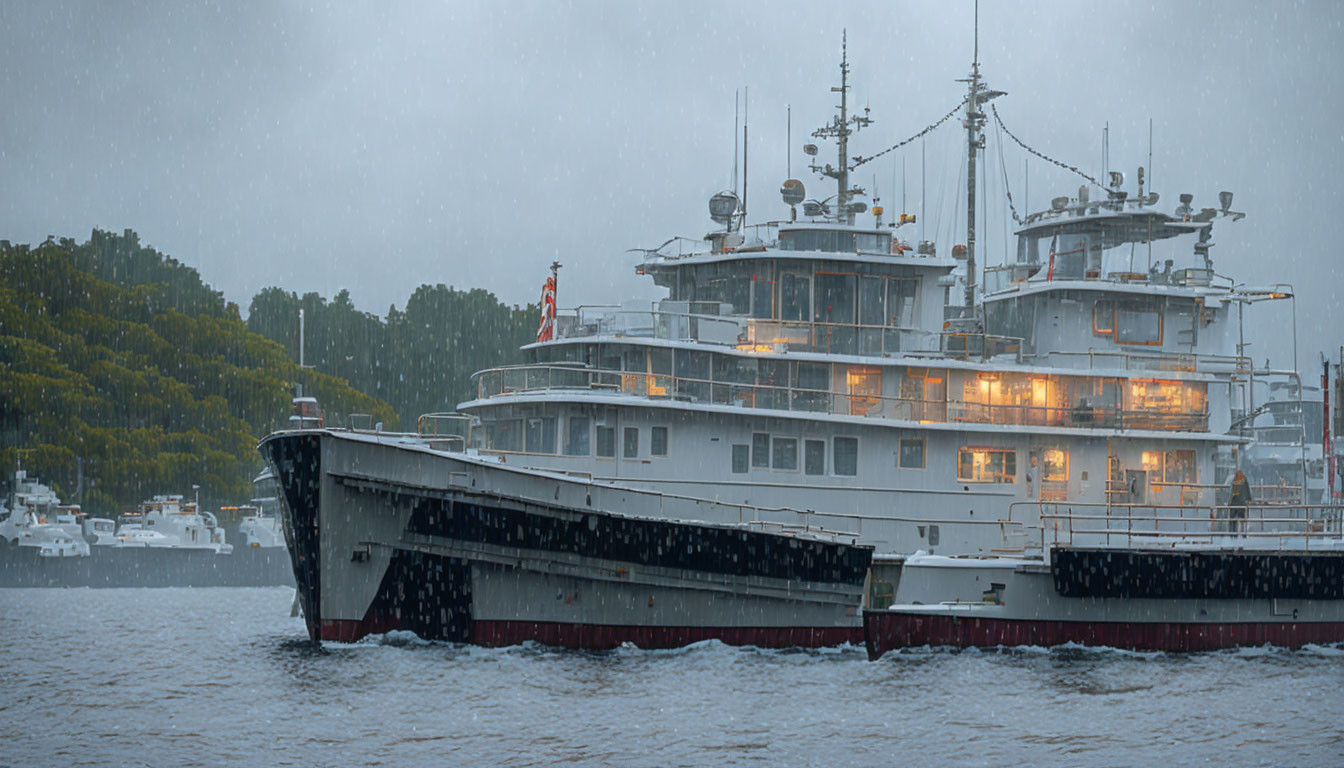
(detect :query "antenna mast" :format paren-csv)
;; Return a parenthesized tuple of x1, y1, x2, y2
(960, 0, 1003, 313)
(810, 30, 871, 225)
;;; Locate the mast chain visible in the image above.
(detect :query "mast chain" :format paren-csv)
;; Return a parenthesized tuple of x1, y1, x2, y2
(849, 96, 969, 171)
(991, 104, 1103, 189)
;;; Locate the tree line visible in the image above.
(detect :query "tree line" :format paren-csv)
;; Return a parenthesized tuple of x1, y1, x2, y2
(0, 230, 530, 518)
(246, 284, 536, 430)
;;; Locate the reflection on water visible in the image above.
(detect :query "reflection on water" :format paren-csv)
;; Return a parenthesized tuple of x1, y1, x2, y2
(2, 588, 1341, 767)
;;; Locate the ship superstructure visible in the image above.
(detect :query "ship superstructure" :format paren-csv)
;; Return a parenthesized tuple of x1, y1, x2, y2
(458, 47, 1292, 565)
(262, 35, 1341, 652)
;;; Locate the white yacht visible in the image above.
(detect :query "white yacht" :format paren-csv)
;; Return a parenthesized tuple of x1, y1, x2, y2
(0, 467, 90, 557)
(114, 495, 232, 553)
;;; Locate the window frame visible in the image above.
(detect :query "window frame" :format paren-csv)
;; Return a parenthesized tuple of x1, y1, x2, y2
(771, 436, 799, 472)
(898, 437, 926, 469)
(596, 426, 616, 458)
(957, 447, 1017, 483)
(623, 426, 639, 458)
(834, 436, 859, 477)
(564, 416, 590, 456)
(731, 444, 749, 474)
(1114, 306, 1164, 346)
(751, 432, 770, 468)
(650, 426, 668, 457)
(804, 438, 826, 476)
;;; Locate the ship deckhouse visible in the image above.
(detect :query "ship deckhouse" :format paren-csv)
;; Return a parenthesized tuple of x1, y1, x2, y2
(457, 46, 1285, 559)
(983, 181, 1252, 370)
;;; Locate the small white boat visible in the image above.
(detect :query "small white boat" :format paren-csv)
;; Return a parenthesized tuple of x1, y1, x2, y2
(114, 495, 233, 554)
(0, 467, 91, 557)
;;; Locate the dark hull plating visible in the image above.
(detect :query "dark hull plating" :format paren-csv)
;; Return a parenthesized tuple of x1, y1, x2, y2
(1052, 547, 1344, 600)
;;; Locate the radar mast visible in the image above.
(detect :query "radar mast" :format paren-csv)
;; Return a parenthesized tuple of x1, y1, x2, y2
(960, 0, 1005, 314)
(809, 31, 872, 225)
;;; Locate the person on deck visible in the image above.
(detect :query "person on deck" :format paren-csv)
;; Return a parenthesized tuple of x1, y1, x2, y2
(1228, 470, 1253, 533)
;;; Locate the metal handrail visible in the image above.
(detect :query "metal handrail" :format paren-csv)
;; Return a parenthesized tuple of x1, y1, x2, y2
(550, 306, 1024, 362)
(1007, 500, 1344, 552)
(470, 363, 1211, 432)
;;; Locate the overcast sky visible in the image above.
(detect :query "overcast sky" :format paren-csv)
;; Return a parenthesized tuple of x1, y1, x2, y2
(3, 1, 1341, 371)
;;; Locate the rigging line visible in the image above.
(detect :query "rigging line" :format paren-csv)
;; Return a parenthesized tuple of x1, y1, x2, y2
(991, 103, 1103, 189)
(850, 96, 970, 170)
(993, 114, 1023, 226)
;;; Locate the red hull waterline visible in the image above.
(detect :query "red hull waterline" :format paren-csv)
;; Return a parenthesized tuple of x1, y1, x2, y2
(321, 618, 862, 649)
(864, 613, 1344, 659)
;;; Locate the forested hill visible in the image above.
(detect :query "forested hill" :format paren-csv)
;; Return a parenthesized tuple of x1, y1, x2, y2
(247, 285, 536, 430)
(0, 230, 398, 516)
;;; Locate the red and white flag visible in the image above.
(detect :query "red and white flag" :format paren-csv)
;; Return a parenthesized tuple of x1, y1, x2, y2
(536, 276, 556, 342)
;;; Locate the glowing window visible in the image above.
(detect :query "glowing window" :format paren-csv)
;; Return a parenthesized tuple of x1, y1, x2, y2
(958, 448, 1017, 483)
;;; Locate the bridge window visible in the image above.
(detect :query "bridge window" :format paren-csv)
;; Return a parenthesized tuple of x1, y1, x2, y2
(899, 437, 925, 469)
(524, 417, 556, 454)
(596, 426, 616, 458)
(805, 439, 826, 475)
(815, 272, 856, 326)
(750, 263, 774, 319)
(958, 447, 1016, 483)
(1115, 307, 1163, 345)
(732, 444, 749, 473)
(856, 232, 891, 253)
(772, 437, 798, 471)
(780, 271, 811, 321)
(565, 417, 590, 456)
(780, 229, 857, 253)
(834, 437, 858, 476)
(752, 432, 770, 468)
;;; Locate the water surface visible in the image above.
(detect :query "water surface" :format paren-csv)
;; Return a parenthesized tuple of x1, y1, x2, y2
(2, 588, 1340, 766)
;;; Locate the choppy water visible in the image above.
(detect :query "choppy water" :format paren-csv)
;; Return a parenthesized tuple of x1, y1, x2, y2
(2, 588, 1341, 767)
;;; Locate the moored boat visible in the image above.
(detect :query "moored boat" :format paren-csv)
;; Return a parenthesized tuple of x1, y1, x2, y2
(864, 502, 1344, 656)
(260, 426, 872, 648)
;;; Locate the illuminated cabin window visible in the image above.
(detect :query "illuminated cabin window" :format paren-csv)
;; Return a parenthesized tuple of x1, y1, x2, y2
(1126, 380, 1207, 429)
(847, 366, 882, 416)
(961, 373, 1061, 426)
(1142, 449, 1197, 485)
(958, 447, 1017, 483)
(1040, 448, 1069, 501)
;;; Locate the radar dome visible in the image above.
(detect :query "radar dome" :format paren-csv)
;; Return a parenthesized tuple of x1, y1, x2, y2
(709, 191, 739, 225)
